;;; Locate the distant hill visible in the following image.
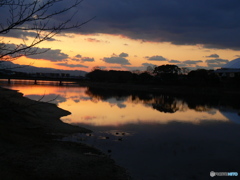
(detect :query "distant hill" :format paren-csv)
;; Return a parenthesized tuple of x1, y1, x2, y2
(0, 61, 87, 77)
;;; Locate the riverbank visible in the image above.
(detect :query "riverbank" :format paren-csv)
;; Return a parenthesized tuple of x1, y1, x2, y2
(0, 87, 130, 180)
(79, 81, 240, 97)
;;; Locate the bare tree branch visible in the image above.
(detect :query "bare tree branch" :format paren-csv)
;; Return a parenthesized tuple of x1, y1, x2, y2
(0, 0, 93, 63)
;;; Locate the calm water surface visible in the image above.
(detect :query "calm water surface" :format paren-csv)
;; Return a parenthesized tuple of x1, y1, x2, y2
(2, 80, 240, 180)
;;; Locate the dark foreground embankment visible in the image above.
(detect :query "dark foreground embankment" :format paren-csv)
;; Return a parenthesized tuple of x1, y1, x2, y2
(0, 87, 130, 180)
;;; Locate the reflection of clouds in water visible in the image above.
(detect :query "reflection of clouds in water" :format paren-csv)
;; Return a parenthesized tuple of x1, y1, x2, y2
(104, 97, 127, 109)
(104, 97, 127, 104)
(61, 118, 72, 123)
(73, 99, 80, 103)
(82, 116, 97, 121)
(68, 96, 92, 103)
(25, 95, 43, 101)
(207, 109, 217, 115)
(26, 94, 66, 105)
(69, 96, 81, 103)
(55, 96, 67, 104)
(143, 104, 152, 108)
(117, 103, 126, 109)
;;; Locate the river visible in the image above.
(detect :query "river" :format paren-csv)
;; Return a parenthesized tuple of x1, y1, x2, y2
(1, 80, 240, 179)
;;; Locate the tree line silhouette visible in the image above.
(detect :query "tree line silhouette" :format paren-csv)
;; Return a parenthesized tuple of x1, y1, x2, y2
(86, 64, 239, 87)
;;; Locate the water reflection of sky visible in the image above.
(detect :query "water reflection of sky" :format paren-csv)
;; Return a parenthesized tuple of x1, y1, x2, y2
(2, 83, 234, 126)
(3, 82, 240, 180)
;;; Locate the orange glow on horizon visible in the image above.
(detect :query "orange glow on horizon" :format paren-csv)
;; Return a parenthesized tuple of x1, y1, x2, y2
(2, 33, 240, 72)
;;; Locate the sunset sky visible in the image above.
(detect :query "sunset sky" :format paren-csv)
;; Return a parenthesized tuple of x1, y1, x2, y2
(1, 0, 240, 72)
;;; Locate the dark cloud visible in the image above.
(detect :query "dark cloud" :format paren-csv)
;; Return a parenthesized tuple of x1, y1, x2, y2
(145, 55, 167, 61)
(206, 54, 220, 58)
(121, 63, 157, 72)
(103, 54, 131, 65)
(0, 0, 78, 41)
(82, 57, 94, 62)
(0, 43, 18, 57)
(75, 54, 82, 58)
(0, 10, 55, 42)
(57, 63, 88, 68)
(2, 0, 240, 50)
(176, 60, 203, 68)
(119, 52, 129, 58)
(182, 60, 203, 65)
(205, 59, 229, 68)
(103, 57, 131, 65)
(72, 54, 95, 62)
(29, 48, 69, 62)
(141, 63, 157, 69)
(1, 30, 38, 40)
(117, 103, 127, 109)
(71, 58, 81, 62)
(75, 0, 240, 50)
(169, 60, 181, 64)
(0, 43, 67, 61)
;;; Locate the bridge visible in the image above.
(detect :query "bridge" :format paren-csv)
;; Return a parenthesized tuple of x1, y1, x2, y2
(0, 75, 84, 85)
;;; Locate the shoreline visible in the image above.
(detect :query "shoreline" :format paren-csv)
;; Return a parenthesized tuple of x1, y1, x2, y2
(79, 81, 240, 96)
(0, 87, 130, 180)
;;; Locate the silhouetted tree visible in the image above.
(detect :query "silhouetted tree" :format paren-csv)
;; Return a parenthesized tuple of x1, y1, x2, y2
(92, 66, 103, 71)
(188, 69, 209, 79)
(86, 69, 134, 83)
(86, 69, 108, 81)
(153, 64, 181, 83)
(138, 72, 153, 83)
(152, 96, 180, 113)
(180, 67, 190, 75)
(146, 65, 156, 75)
(188, 69, 220, 86)
(154, 65, 181, 75)
(132, 69, 141, 75)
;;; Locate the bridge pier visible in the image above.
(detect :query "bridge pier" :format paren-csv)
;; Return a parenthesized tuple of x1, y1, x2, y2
(59, 81, 63, 86)
(8, 78, 10, 84)
(34, 79, 37, 84)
